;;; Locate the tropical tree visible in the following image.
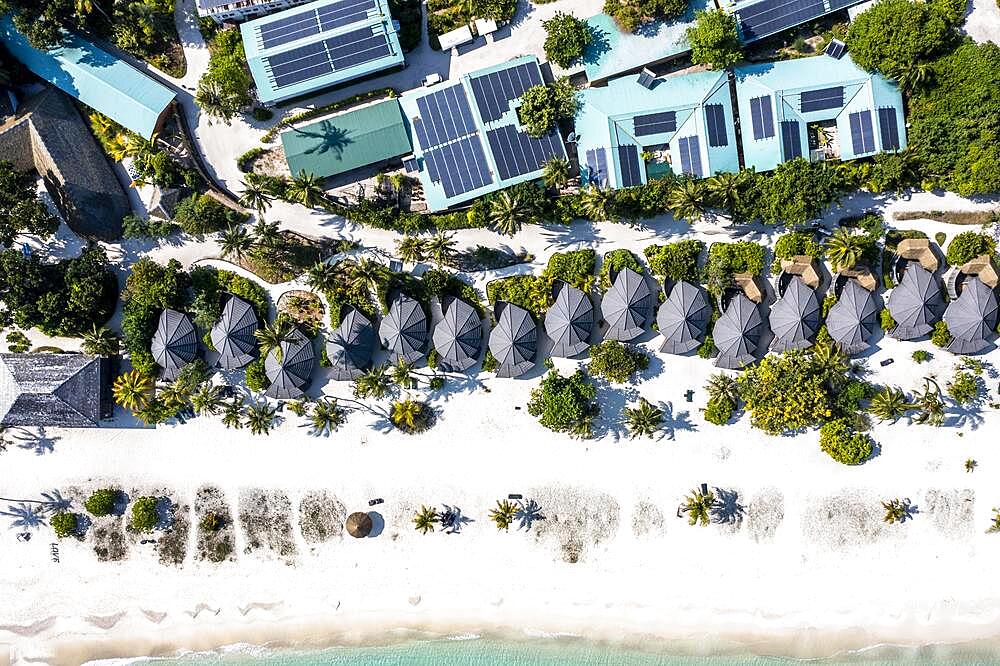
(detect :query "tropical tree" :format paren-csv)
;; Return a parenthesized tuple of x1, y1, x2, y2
(825, 227, 864, 271)
(82, 324, 120, 357)
(489, 499, 517, 531)
(680, 486, 716, 526)
(541, 156, 571, 190)
(424, 231, 457, 267)
(305, 260, 337, 293)
(812, 342, 850, 382)
(252, 219, 281, 248)
(219, 225, 253, 263)
(113, 370, 152, 411)
(912, 377, 946, 426)
(255, 318, 295, 361)
(195, 80, 229, 120)
(222, 398, 244, 429)
(890, 61, 933, 91)
(488, 190, 535, 236)
(988, 508, 1000, 534)
(578, 186, 613, 222)
(346, 258, 384, 299)
(704, 372, 740, 405)
(245, 401, 277, 435)
(412, 505, 438, 534)
(390, 399, 430, 433)
(869, 386, 911, 422)
(239, 174, 273, 218)
(706, 171, 742, 214)
(286, 170, 325, 208)
(309, 399, 346, 436)
(191, 384, 224, 416)
(391, 358, 417, 389)
(667, 180, 707, 222)
(623, 398, 663, 439)
(882, 498, 913, 524)
(965, 458, 977, 473)
(396, 235, 426, 264)
(353, 364, 393, 399)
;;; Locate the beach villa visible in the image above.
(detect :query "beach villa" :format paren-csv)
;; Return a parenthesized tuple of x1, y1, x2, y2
(0, 353, 109, 428)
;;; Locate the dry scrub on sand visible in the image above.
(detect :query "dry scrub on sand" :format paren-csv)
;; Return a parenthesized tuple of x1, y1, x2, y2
(298, 490, 347, 544)
(530, 487, 620, 564)
(195, 485, 236, 564)
(632, 500, 665, 537)
(745, 488, 785, 543)
(239, 489, 297, 561)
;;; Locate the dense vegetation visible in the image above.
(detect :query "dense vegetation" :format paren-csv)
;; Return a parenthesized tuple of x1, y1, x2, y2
(122, 258, 191, 377)
(945, 231, 996, 266)
(527, 369, 599, 438)
(587, 341, 649, 383)
(389, 0, 423, 51)
(487, 249, 595, 315)
(643, 240, 704, 283)
(173, 194, 246, 235)
(517, 79, 580, 138)
(543, 12, 592, 68)
(603, 0, 688, 33)
(196, 27, 253, 121)
(686, 9, 742, 69)
(599, 249, 643, 291)
(703, 241, 765, 294)
(0, 161, 60, 246)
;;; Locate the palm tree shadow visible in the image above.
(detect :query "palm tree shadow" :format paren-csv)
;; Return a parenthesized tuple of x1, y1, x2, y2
(591, 381, 639, 441)
(13, 427, 60, 455)
(656, 401, 697, 440)
(1, 503, 46, 530)
(710, 487, 745, 525)
(292, 121, 354, 159)
(515, 499, 545, 531)
(439, 504, 473, 534)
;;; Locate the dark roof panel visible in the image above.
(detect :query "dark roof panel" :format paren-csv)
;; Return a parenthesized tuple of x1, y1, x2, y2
(0, 353, 102, 427)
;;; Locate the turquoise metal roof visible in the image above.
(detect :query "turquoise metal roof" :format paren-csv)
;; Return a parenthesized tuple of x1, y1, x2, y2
(241, 0, 404, 105)
(575, 70, 740, 187)
(0, 18, 175, 139)
(734, 53, 906, 172)
(398, 55, 568, 212)
(581, 0, 709, 83)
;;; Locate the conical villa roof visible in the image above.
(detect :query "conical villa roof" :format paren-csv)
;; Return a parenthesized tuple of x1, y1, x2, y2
(657, 281, 710, 354)
(264, 327, 314, 399)
(713, 292, 764, 370)
(151, 308, 197, 381)
(210, 295, 260, 370)
(432, 296, 483, 372)
(379, 293, 427, 364)
(826, 279, 879, 356)
(488, 301, 537, 378)
(887, 263, 944, 340)
(602, 267, 652, 341)
(769, 276, 821, 353)
(326, 306, 376, 380)
(545, 281, 594, 358)
(944, 277, 998, 355)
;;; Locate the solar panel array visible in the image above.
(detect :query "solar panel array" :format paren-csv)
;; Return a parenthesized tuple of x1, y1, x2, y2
(413, 86, 477, 149)
(677, 136, 703, 178)
(633, 111, 676, 137)
(469, 63, 543, 124)
(849, 110, 875, 154)
(423, 135, 492, 197)
(735, 0, 826, 40)
(705, 103, 728, 147)
(258, 0, 377, 49)
(617, 145, 643, 187)
(878, 107, 899, 151)
(800, 86, 844, 113)
(585, 148, 608, 187)
(780, 120, 802, 159)
(487, 126, 563, 181)
(749, 95, 775, 140)
(266, 26, 392, 89)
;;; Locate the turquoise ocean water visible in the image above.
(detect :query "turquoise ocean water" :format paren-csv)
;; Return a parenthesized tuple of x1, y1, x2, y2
(132, 637, 1000, 666)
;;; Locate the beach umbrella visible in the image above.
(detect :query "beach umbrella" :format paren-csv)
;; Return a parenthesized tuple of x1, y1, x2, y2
(769, 276, 821, 352)
(346, 511, 373, 538)
(656, 280, 710, 354)
(488, 301, 537, 378)
(264, 327, 314, 399)
(379, 293, 427, 363)
(602, 267, 652, 341)
(713, 292, 764, 370)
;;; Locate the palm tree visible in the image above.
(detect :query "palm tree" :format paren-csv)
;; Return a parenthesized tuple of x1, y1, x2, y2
(245, 401, 277, 435)
(705, 172, 742, 214)
(965, 458, 977, 473)
(396, 235, 426, 264)
(82, 324, 120, 357)
(391, 358, 417, 389)
(113, 370, 152, 411)
(222, 399, 244, 429)
(347, 258, 384, 299)
(424, 231, 456, 267)
(353, 364, 393, 400)
(107, 133, 131, 162)
(987, 508, 1000, 534)
(667, 179, 707, 223)
(704, 373, 740, 405)
(680, 486, 716, 526)
(255, 318, 295, 361)
(881, 498, 913, 524)
(390, 399, 427, 432)
(252, 219, 281, 249)
(240, 174, 273, 219)
(623, 398, 663, 439)
(191, 384, 224, 416)
(541, 157, 570, 190)
(812, 342, 850, 382)
(305, 260, 337, 293)
(195, 80, 228, 120)
(578, 186, 613, 222)
(869, 386, 911, 422)
(913, 377, 945, 427)
(309, 399, 345, 436)
(488, 190, 535, 236)
(489, 499, 517, 531)
(412, 505, 438, 534)
(825, 227, 864, 272)
(219, 225, 253, 263)
(568, 415, 594, 440)
(286, 170, 325, 208)
(891, 61, 932, 91)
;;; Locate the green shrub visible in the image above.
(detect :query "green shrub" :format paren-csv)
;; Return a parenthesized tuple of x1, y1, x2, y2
(772, 230, 823, 272)
(704, 396, 735, 425)
(879, 309, 897, 332)
(819, 419, 874, 465)
(686, 9, 742, 69)
(704, 241, 766, 293)
(196, 27, 252, 121)
(50, 512, 78, 539)
(130, 496, 159, 533)
(251, 107, 273, 121)
(389, 0, 422, 51)
(934, 231, 947, 247)
(604, 0, 687, 32)
(643, 240, 704, 282)
(244, 357, 269, 392)
(697, 334, 715, 359)
(85, 489, 120, 517)
(121, 258, 191, 377)
(481, 348, 498, 372)
(200, 513, 224, 532)
(599, 249, 643, 291)
(123, 213, 178, 239)
(947, 369, 980, 405)
(945, 231, 996, 266)
(6, 330, 28, 353)
(912, 349, 932, 363)
(587, 341, 649, 383)
(174, 194, 246, 236)
(542, 12, 592, 68)
(517, 79, 579, 139)
(931, 320, 952, 348)
(527, 369, 598, 437)
(846, 0, 951, 75)
(236, 147, 265, 173)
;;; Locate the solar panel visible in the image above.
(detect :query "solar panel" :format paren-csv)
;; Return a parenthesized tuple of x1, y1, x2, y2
(415, 84, 477, 149)
(749, 96, 774, 140)
(780, 120, 802, 160)
(878, 107, 900, 151)
(486, 125, 563, 181)
(637, 69, 656, 89)
(705, 103, 728, 147)
(318, 0, 376, 31)
(470, 62, 543, 124)
(800, 86, 844, 113)
(424, 135, 492, 197)
(259, 11, 321, 50)
(326, 27, 390, 70)
(585, 148, 608, 186)
(616, 144, 643, 188)
(677, 136, 703, 178)
(736, 0, 826, 41)
(633, 111, 676, 137)
(268, 42, 333, 88)
(825, 39, 846, 58)
(827, 0, 861, 10)
(849, 110, 875, 154)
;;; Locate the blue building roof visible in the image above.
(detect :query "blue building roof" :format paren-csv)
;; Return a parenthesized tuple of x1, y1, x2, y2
(0, 18, 175, 139)
(581, 0, 709, 83)
(241, 0, 404, 105)
(734, 52, 906, 172)
(398, 56, 568, 212)
(575, 70, 739, 188)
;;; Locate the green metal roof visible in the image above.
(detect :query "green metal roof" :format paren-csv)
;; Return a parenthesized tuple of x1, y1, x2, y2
(0, 18, 175, 139)
(281, 99, 412, 178)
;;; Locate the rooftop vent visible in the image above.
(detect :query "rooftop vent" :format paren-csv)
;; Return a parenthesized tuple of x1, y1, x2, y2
(825, 39, 846, 59)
